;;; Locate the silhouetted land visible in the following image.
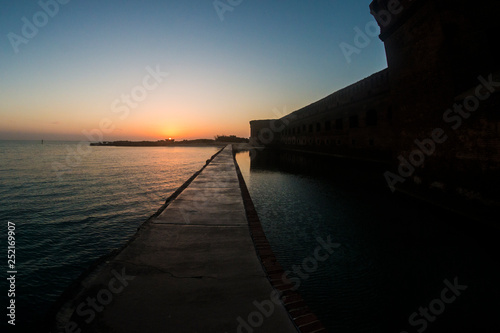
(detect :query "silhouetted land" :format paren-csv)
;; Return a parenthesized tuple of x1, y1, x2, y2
(90, 136, 249, 147)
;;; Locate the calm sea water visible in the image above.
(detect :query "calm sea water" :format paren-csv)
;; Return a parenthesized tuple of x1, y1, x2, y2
(0, 141, 219, 331)
(1, 142, 498, 332)
(235, 150, 499, 333)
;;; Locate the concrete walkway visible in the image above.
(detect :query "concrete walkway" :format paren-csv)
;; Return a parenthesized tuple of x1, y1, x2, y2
(55, 145, 299, 333)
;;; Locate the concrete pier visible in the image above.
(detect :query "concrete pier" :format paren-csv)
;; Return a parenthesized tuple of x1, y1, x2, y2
(52, 145, 302, 333)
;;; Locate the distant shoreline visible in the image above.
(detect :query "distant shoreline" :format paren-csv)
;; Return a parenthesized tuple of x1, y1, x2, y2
(89, 139, 248, 147)
(90, 142, 226, 147)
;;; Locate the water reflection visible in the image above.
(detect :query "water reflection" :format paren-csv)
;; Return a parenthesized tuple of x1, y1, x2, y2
(236, 149, 499, 333)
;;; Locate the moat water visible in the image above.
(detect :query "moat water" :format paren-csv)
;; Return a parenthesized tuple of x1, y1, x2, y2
(235, 149, 499, 333)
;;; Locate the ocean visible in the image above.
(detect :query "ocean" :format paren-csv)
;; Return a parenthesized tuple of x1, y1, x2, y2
(0, 140, 220, 331)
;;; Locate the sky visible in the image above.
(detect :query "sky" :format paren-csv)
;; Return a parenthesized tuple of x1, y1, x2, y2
(0, 0, 387, 141)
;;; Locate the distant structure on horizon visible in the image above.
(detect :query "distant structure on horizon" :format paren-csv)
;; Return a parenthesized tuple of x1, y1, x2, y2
(250, 0, 500, 204)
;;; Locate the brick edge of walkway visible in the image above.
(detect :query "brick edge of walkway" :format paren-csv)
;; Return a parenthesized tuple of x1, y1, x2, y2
(232, 147, 329, 333)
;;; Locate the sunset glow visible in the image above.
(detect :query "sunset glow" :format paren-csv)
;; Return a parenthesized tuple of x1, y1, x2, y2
(0, 1, 387, 141)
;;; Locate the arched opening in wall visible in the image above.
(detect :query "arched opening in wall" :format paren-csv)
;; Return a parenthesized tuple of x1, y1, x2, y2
(325, 120, 331, 131)
(349, 115, 359, 128)
(336, 139, 342, 146)
(316, 138, 321, 145)
(336, 119, 343, 130)
(366, 109, 377, 126)
(316, 123, 321, 132)
(302, 124, 306, 132)
(309, 124, 313, 133)
(309, 138, 313, 145)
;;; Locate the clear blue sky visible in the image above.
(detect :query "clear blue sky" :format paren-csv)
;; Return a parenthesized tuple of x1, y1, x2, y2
(0, 0, 387, 140)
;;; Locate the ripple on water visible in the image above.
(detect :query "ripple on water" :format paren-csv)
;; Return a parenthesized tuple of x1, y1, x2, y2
(0, 141, 220, 331)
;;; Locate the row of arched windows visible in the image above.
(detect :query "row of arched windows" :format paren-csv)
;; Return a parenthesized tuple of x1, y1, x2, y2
(280, 109, 380, 137)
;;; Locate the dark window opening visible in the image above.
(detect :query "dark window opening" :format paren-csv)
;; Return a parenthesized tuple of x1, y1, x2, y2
(325, 120, 331, 131)
(316, 123, 321, 132)
(349, 116, 359, 128)
(336, 119, 343, 130)
(366, 110, 377, 126)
